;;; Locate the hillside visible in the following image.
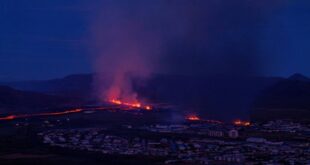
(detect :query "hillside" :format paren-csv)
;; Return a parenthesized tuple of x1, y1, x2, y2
(0, 86, 74, 114)
(0, 74, 93, 100)
(252, 74, 310, 122)
(1, 74, 282, 120)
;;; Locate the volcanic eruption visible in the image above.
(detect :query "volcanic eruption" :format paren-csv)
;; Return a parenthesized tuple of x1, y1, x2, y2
(90, 4, 160, 110)
(89, 1, 283, 116)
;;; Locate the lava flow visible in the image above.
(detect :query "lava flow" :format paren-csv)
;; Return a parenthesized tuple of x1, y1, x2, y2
(185, 114, 223, 124)
(0, 109, 83, 121)
(109, 99, 152, 110)
(0, 106, 126, 121)
(186, 115, 201, 121)
(0, 102, 152, 122)
(233, 119, 251, 126)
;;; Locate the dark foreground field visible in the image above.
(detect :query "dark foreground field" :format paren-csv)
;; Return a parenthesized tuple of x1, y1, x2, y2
(0, 111, 169, 165)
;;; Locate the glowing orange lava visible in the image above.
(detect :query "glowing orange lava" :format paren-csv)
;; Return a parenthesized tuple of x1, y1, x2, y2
(41, 109, 83, 116)
(233, 119, 251, 126)
(110, 99, 122, 105)
(109, 99, 152, 110)
(0, 115, 16, 120)
(186, 115, 201, 121)
(0, 109, 83, 121)
(0, 104, 152, 122)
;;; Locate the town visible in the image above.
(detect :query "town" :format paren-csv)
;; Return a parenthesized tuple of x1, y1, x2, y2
(39, 120, 310, 164)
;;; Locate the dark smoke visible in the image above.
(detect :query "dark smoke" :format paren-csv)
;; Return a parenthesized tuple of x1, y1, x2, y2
(90, 0, 285, 102)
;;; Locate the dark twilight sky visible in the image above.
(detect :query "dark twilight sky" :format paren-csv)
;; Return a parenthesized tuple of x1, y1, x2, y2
(0, 0, 310, 81)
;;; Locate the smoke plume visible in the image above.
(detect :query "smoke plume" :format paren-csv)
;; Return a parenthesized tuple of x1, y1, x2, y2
(90, 0, 285, 103)
(90, 2, 161, 102)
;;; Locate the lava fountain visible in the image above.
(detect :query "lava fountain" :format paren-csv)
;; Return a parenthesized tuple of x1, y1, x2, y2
(91, 4, 161, 112)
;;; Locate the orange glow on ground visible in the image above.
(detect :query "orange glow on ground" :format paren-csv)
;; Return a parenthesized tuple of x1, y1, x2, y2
(109, 99, 152, 110)
(145, 106, 152, 110)
(186, 115, 201, 121)
(0, 115, 16, 120)
(110, 99, 122, 105)
(233, 119, 251, 126)
(185, 115, 223, 124)
(0, 103, 152, 122)
(40, 109, 83, 116)
(0, 109, 83, 121)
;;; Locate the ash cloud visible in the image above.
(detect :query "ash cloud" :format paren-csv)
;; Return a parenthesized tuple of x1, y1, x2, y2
(89, 0, 284, 102)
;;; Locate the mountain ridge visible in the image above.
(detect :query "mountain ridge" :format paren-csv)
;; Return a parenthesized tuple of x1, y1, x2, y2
(251, 74, 310, 121)
(0, 85, 76, 114)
